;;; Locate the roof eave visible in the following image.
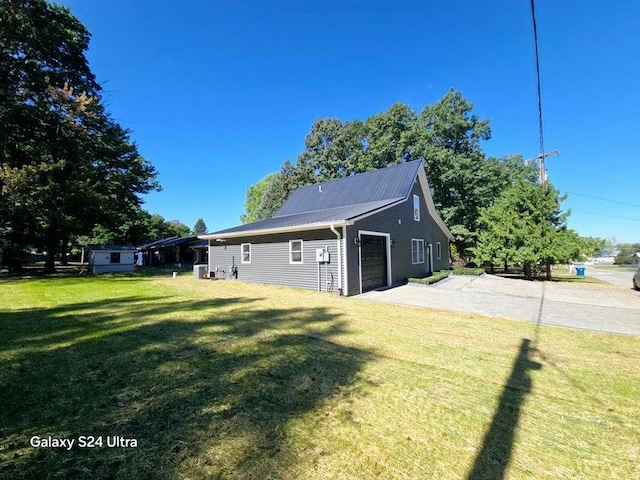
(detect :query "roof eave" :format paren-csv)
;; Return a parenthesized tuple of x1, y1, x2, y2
(198, 220, 350, 240)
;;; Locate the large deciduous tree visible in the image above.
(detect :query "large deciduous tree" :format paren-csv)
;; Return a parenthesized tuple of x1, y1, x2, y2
(240, 173, 277, 224)
(256, 159, 313, 220)
(239, 89, 540, 259)
(0, 0, 159, 272)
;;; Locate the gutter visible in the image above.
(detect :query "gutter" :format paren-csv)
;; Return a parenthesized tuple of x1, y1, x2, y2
(330, 224, 343, 295)
(198, 220, 349, 240)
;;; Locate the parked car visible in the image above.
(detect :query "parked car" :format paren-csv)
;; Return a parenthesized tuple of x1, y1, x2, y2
(634, 267, 640, 290)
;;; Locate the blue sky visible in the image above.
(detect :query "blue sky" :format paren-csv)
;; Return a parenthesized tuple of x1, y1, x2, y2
(62, 0, 639, 243)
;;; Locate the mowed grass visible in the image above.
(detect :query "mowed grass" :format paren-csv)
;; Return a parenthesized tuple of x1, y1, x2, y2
(0, 273, 638, 479)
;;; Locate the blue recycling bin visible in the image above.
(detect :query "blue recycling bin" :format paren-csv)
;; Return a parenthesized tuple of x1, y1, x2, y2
(576, 267, 585, 277)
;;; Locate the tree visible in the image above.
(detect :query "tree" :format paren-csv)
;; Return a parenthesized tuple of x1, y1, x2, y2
(243, 89, 538, 253)
(473, 180, 581, 280)
(412, 90, 494, 255)
(0, 0, 159, 272)
(579, 236, 607, 259)
(362, 102, 417, 170)
(192, 218, 207, 235)
(164, 220, 190, 238)
(295, 118, 365, 181)
(240, 173, 277, 224)
(256, 159, 313, 220)
(473, 191, 520, 273)
(614, 243, 640, 265)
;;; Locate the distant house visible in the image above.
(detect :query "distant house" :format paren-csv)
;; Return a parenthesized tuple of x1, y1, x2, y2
(632, 253, 640, 266)
(88, 245, 136, 274)
(199, 160, 454, 296)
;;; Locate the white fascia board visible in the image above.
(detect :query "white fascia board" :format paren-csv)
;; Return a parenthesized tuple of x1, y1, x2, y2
(198, 220, 349, 240)
(416, 166, 455, 241)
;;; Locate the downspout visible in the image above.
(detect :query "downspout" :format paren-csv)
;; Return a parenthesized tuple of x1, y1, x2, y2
(330, 224, 343, 295)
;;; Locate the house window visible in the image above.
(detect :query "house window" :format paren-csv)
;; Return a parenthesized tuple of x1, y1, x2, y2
(413, 194, 420, 221)
(110, 252, 121, 264)
(241, 243, 251, 264)
(289, 240, 303, 264)
(412, 239, 424, 264)
(436, 242, 442, 260)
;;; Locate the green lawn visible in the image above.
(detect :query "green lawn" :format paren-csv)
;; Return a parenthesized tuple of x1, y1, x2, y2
(1, 273, 638, 479)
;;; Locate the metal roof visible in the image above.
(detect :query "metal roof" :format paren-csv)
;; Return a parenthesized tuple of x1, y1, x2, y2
(189, 240, 209, 248)
(136, 236, 198, 250)
(88, 244, 136, 251)
(275, 160, 422, 217)
(136, 237, 178, 250)
(203, 161, 423, 238)
(210, 199, 402, 236)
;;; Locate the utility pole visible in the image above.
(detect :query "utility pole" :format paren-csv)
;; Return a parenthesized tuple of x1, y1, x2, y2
(525, 149, 559, 183)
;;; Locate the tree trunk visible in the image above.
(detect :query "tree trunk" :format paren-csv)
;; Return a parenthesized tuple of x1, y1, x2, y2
(3, 243, 24, 273)
(546, 261, 552, 281)
(44, 222, 58, 273)
(503, 259, 508, 273)
(523, 263, 532, 280)
(60, 236, 69, 266)
(489, 262, 495, 274)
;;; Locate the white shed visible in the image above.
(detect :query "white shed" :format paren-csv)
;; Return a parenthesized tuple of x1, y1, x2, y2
(88, 245, 136, 274)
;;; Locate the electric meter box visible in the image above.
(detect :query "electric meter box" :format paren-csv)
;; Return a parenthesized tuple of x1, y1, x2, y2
(315, 248, 330, 263)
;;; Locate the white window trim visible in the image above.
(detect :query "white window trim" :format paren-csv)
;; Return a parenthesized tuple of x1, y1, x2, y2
(413, 194, 420, 221)
(436, 242, 442, 260)
(241, 243, 251, 264)
(412, 238, 425, 265)
(289, 239, 303, 264)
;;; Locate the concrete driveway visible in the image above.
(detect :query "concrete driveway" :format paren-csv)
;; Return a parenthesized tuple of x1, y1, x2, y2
(584, 265, 637, 288)
(359, 274, 640, 336)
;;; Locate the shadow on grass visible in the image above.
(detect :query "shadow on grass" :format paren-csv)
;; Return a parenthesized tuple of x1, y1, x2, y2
(0, 265, 194, 283)
(467, 339, 542, 480)
(0, 290, 371, 479)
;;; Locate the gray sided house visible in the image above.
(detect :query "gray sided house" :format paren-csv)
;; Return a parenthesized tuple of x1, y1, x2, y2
(88, 245, 136, 274)
(199, 160, 454, 296)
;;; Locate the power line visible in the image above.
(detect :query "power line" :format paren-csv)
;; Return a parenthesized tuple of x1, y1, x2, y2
(563, 191, 640, 209)
(530, 0, 546, 181)
(572, 211, 640, 222)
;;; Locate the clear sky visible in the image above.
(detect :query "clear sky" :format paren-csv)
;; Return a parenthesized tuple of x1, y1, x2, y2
(61, 0, 639, 243)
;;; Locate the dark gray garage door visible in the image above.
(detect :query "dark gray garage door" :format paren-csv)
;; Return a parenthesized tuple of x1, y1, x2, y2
(361, 235, 388, 292)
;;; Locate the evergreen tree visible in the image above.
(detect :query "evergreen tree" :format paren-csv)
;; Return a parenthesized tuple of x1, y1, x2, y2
(192, 218, 208, 235)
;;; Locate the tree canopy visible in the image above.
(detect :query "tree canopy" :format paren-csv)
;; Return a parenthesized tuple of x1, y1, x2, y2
(192, 218, 208, 235)
(240, 173, 277, 224)
(472, 181, 583, 279)
(614, 243, 640, 265)
(0, 0, 159, 271)
(241, 89, 538, 256)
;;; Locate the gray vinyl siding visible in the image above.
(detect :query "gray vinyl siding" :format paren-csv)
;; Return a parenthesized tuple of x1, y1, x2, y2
(345, 182, 450, 296)
(208, 229, 343, 293)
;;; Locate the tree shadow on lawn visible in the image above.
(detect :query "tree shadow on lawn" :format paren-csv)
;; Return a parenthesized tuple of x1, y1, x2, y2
(0, 294, 372, 479)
